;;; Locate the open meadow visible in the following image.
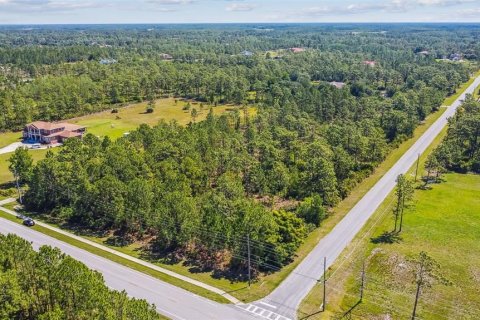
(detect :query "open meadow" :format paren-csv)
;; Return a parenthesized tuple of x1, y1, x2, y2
(0, 97, 252, 148)
(299, 172, 480, 319)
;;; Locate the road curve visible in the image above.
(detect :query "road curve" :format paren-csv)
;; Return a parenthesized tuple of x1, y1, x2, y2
(244, 75, 480, 320)
(0, 218, 257, 320)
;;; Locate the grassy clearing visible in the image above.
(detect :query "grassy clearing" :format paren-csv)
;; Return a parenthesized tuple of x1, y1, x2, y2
(0, 131, 22, 149)
(70, 98, 253, 139)
(0, 210, 230, 305)
(299, 173, 480, 320)
(474, 83, 480, 100)
(0, 97, 254, 149)
(0, 148, 53, 185)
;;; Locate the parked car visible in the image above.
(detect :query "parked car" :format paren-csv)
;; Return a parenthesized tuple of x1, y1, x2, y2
(23, 218, 35, 227)
(31, 143, 42, 149)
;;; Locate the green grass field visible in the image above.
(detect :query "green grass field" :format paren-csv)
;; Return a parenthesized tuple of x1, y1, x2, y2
(0, 97, 252, 148)
(0, 148, 52, 185)
(70, 98, 252, 139)
(299, 173, 480, 320)
(0, 131, 23, 149)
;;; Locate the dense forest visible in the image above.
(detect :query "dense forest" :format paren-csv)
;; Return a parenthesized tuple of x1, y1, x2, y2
(0, 233, 161, 320)
(428, 96, 480, 174)
(4, 24, 480, 275)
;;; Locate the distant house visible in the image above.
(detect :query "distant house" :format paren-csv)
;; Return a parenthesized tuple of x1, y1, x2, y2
(449, 53, 462, 61)
(418, 50, 430, 56)
(290, 47, 305, 53)
(160, 53, 173, 60)
(23, 121, 86, 144)
(329, 81, 346, 89)
(241, 50, 254, 57)
(363, 60, 376, 67)
(99, 58, 117, 65)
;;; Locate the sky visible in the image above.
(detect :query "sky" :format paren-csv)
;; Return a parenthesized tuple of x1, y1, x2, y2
(0, 0, 480, 24)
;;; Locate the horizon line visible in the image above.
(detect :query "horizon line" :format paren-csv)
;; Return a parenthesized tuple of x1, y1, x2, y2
(2, 21, 480, 26)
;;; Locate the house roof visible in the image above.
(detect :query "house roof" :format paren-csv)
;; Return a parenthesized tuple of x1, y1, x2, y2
(329, 81, 346, 89)
(290, 47, 305, 53)
(44, 130, 83, 139)
(27, 121, 85, 131)
(28, 121, 63, 131)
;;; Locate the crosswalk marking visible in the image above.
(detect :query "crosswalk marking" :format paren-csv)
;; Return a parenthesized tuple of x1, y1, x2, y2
(236, 303, 292, 320)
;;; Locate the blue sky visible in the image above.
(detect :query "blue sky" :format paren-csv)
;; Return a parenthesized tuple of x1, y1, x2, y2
(0, 0, 480, 24)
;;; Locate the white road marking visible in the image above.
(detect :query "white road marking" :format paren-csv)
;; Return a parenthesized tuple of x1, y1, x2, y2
(259, 301, 277, 309)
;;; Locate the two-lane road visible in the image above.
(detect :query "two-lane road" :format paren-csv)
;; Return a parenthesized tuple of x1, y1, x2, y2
(0, 218, 256, 320)
(242, 75, 480, 319)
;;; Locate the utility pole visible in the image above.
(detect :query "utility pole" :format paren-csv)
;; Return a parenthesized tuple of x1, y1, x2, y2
(360, 260, 366, 302)
(414, 153, 420, 182)
(322, 256, 327, 312)
(13, 169, 23, 204)
(412, 261, 425, 320)
(247, 234, 251, 287)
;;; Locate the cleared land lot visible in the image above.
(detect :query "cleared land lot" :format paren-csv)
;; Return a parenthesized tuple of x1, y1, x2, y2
(327, 173, 479, 320)
(0, 97, 251, 148)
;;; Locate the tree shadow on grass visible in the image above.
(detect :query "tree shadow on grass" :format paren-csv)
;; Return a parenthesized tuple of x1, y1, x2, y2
(370, 231, 402, 244)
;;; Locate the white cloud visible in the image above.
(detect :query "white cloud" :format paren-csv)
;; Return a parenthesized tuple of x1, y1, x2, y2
(302, 0, 479, 17)
(226, 3, 256, 11)
(146, 0, 195, 5)
(0, 0, 103, 11)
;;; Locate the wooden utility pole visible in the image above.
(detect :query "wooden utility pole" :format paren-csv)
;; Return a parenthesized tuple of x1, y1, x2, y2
(322, 257, 327, 312)
(360, 261, 366, 301)
(247, 234, 251, 287)
(414, 153, 420, 182)
(412, 261, 425, 320)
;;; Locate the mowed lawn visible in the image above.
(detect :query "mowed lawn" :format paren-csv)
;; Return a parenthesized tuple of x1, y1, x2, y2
(300, 173, 480, 319)
(0, 98, 252, 184)
(71, 98, 251, 139)
(0, 149, 54, 185)
(0, 98, 252, 148)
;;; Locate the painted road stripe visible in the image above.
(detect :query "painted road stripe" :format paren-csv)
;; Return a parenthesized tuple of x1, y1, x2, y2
(259, 301, 277, 309)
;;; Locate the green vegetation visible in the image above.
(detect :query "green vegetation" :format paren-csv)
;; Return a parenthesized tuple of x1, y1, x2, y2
(0, 210, 229, 304)
(428, 96, 480, 174)
(71, 98, 253, 139)
(0, 131, 22, 149)
(309, 174, 480, 320)
(1, 24, 480, 308)
(0, 233, 164, 320)
(299, 99, 480, 319)
(0, 149, 51, 185)
(442, 70, 480, 106)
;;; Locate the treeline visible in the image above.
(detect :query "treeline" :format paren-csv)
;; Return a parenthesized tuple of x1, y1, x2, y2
(427, 96, 480, 174)
(0, 25, 474, 132)
(0, 233, 161, 320)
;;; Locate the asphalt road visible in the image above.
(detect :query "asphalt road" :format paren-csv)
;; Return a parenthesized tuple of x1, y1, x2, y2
(0, 218, 257, 320)
(244, 75, 480, 320)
